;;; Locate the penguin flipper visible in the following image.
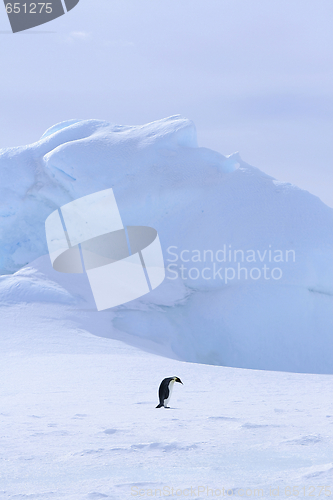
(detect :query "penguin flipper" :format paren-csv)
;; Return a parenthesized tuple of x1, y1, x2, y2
(156, 403, 164, 408)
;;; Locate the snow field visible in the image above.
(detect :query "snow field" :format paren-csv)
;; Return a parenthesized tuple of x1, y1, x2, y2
(0, 298, 332, 499)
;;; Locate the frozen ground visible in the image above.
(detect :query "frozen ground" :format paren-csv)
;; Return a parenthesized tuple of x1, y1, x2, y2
(0, 295, 332, 500)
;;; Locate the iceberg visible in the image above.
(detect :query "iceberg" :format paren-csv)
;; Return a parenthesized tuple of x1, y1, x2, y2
(0, 115, 332, 373)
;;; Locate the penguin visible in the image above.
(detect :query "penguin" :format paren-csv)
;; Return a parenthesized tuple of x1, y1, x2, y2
(156, 377, 183, 408)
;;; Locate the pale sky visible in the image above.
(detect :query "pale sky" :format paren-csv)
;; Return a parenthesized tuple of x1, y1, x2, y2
(1, 0, 332, 206)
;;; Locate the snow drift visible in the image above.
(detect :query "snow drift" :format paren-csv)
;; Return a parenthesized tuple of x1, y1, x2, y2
(0, 116, 332, 374)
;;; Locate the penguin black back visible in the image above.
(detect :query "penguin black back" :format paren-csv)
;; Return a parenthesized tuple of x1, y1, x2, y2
(156, 376, 183, 408)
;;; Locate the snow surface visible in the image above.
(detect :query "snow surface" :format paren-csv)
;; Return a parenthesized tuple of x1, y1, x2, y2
(0, 116, 332, 373)
(0, 298, 332, 500)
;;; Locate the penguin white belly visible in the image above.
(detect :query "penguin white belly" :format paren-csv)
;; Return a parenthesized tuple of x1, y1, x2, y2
(164, 380, 175, 406)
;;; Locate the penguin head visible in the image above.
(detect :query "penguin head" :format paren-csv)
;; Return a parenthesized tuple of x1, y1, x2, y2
(173, 377, 183, 384)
